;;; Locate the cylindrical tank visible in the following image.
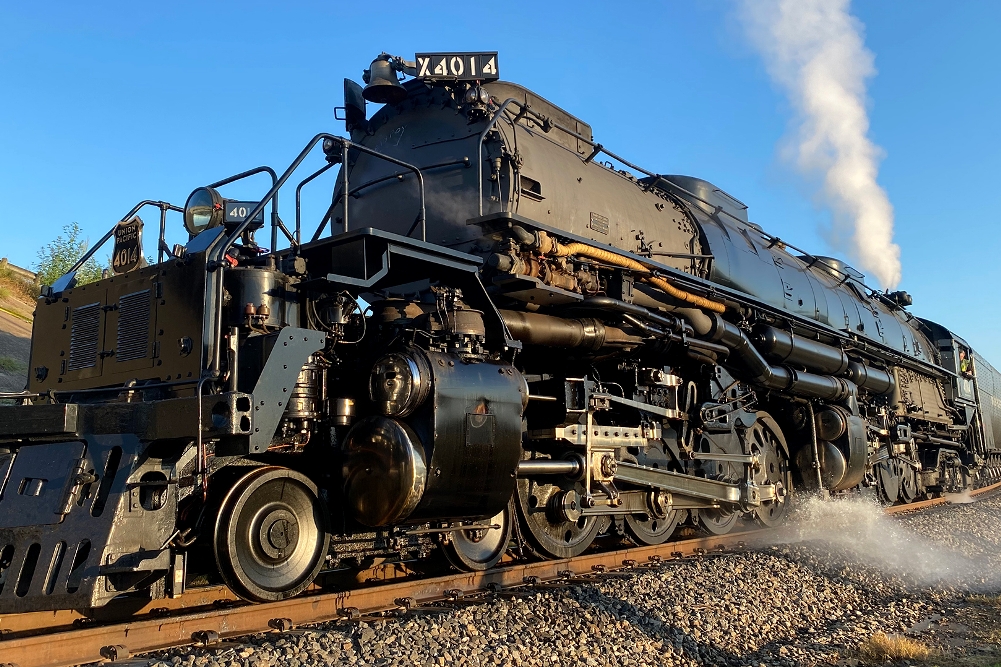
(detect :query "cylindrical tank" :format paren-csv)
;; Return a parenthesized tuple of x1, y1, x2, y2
(224, 267, 298, 329)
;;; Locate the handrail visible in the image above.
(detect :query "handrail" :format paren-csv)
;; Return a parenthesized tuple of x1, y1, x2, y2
(68, 200, 182, 275)
(211, 134, 335, 264)
(204, 134, 429, 374)
(156, 202, 185, 263)
(346, 140, 427, 242)
(477, 98, 519, 216)
(208, 166, 288, 251)
(295, 162, 338, 246)
(311, 158, 468, 243)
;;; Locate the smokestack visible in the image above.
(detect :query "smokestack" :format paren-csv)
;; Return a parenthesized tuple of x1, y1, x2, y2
(739, 0, 902, 289)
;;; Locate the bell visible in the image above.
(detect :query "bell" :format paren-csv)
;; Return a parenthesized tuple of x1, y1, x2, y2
(362, 56, 408, 105)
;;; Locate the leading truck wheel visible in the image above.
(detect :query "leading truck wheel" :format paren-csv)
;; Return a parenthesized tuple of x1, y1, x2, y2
(214, 466, 329, 603)
(442, 500, 514, 571)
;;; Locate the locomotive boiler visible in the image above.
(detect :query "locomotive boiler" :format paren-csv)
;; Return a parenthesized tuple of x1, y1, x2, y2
(1, 50, 999, 614)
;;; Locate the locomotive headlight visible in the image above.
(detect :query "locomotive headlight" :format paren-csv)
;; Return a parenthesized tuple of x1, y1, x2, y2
(183, 186, 225, 236)
(322, 137, 344, 163)
(369, 351, 431, 417)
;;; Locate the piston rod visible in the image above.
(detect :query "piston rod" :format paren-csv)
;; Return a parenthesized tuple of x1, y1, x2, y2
(517, 458, 584, 477)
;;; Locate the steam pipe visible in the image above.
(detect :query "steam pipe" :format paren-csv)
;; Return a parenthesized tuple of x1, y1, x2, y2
(704, 318, 856, 402)
(674, 309, 892, 398)
(805, 401, 824, 490)
(478, 98, 520, 216)
(844, 361, 895, 396)
(755, 326, 849, 376)
(531, 231, 726, 313)
(500, 310, 642, 350)
(576, 296, 683, 331)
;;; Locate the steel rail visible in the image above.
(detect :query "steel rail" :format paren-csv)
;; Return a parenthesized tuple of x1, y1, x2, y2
(3, 480, 1000, 667)
(883, 478, 1001, 514)
(0, 530, 769, 667)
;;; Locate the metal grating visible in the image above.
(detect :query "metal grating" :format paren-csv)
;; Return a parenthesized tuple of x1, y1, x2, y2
(67, 303, 101, 371)
(116, 289, 150, 363)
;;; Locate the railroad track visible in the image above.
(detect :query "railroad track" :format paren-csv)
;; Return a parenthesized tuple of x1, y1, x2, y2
(3, 481, 1000, 667)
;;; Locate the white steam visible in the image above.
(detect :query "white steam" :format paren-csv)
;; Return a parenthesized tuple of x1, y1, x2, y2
(738, 0, 902, 289)
(782, 496, 983, 586)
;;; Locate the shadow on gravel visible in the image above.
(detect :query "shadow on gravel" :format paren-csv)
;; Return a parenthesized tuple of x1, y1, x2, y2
(570, 579, 865, 667)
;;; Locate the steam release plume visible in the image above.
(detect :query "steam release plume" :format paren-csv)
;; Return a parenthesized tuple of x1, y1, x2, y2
(739, 0, 902, 289)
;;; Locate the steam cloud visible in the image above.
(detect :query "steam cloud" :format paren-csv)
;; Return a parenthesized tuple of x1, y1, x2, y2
(738, 0, 902, 289)
(785, 496, 988, 587)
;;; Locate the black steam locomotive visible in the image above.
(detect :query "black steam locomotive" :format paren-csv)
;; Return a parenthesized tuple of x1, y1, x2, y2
(2, 51, 999, 614)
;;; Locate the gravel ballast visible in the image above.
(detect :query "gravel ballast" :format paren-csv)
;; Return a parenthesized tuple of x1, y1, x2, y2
(138, 493, 1001, 667)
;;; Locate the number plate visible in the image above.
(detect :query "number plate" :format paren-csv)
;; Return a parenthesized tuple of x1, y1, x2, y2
(415, 52, 499, 82)
(224, 201, 265, 225)
(112, 216, 144, 274)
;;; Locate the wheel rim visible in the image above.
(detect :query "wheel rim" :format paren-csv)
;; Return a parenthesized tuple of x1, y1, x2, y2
(692, 429, 743, 535)
(900, 465, 919, 503)
(747, 414, 792, 527)
(443, 501, 513, 571)
(214, 467, 328, 602)
(877, 460, 902, 503)
(625, 509, 681, 545)
(515, 457, 599, 559)
(623, 445, 681, 545)
(695, 507, 739, 535)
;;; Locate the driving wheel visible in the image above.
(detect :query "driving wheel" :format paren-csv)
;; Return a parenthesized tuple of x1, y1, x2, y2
(747, 413, 793, 526)
(515, 454, 600, 559)
(694, 507, 739, 535)
(623, 444, 682, 545)
(214, 466, 329, 602)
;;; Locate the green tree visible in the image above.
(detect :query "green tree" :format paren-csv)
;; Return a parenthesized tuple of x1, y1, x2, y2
(35, 222, 105, 288)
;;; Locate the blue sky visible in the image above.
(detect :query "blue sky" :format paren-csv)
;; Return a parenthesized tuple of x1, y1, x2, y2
(1, 2, 999, 359)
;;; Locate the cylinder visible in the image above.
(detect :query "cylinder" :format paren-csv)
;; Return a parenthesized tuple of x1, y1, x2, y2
(224, 267, 294, 328)
(755, 326, 849, 375)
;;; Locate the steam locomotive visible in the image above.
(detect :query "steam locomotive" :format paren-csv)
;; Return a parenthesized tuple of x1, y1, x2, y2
(2, 51, 998, 614)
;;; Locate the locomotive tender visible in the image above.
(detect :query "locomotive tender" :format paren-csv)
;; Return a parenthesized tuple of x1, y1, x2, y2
(2, 51, 999, 613)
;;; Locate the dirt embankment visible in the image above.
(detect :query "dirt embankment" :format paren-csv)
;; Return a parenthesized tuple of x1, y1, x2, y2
(0, 266, 35, 393)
